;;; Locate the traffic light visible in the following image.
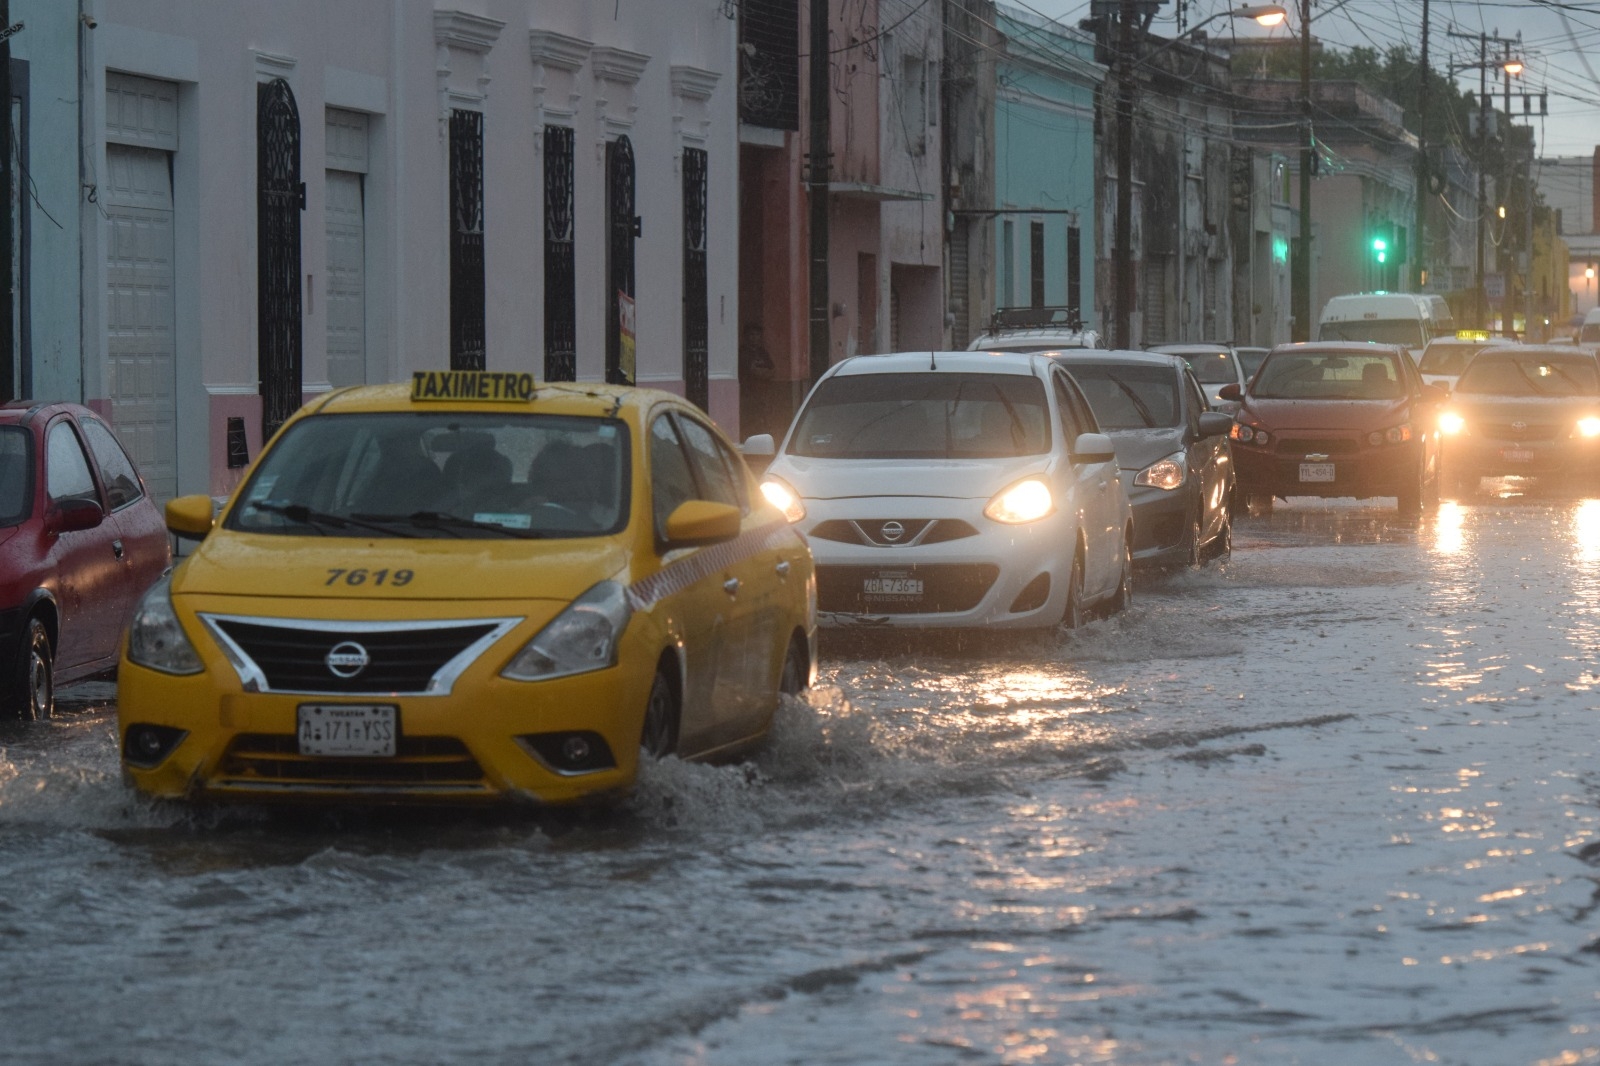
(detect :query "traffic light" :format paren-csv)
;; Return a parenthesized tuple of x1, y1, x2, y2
(1371, 224, 1390, 265)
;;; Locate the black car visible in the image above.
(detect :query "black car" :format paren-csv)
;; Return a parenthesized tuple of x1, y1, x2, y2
(1054, 350, 1235, 568)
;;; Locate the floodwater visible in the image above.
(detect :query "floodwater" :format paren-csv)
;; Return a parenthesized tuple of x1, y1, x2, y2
(4, 486, 1600, 1065)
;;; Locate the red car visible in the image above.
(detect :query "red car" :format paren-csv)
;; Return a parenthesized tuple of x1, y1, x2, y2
(0, 401, 169, 719)
(1219, 342, 1445, 515)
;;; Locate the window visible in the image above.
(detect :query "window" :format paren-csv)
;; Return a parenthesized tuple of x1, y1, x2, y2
(0, 426, 31, 526)
(790, 373, 1051, 459)
(80, 418, 145, 511)
(676, 416, 746, 511)
(47, 422, 97, 505)
(649, 414, 700, 537)
(1030, 222, 1045, 309)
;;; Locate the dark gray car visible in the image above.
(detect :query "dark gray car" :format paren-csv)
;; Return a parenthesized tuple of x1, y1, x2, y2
(1052, 350, 1235, 568)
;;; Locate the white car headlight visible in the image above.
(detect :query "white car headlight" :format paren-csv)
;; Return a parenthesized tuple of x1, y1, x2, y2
(1577, 416, 1600, 438)
(1438, 411, 1465, 435)
(984, 476, 1054, 524)
(760, 476, 806, 523)
(127, 572, 204, 675)
(501, 580, 632, 681)
(1134, 452, 1186, 491)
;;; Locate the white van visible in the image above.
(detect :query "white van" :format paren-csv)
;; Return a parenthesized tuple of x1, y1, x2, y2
(1316, 293, 1441, 360)
(1579, 307, 1600, 349)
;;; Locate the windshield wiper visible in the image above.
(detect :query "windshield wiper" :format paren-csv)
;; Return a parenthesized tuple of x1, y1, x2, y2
(350, 510, 547, 539)
(246, 500, 421, 538)
(1106, 374, 1158, 428)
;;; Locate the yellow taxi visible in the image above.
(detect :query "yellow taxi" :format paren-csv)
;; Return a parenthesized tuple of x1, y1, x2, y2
(117, 371, 816, 806)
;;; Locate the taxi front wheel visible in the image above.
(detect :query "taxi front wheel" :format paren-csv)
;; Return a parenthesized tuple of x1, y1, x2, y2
(779, 637, 809, 697)
(640, 667, 680, 758)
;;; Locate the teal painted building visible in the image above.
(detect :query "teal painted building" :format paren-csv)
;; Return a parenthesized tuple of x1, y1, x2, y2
(991, 5, 1104, 332)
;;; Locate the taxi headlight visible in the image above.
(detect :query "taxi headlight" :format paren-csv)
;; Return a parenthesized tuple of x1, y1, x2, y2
(1577, 417, 1600, 438)
(1439, 411, 1465, 435)
(1134, 452, 1186, 491)
(502, 580, 632, 682)
(760, 477, 806, 523)
(127, 573, 203, 675)
(984, 477, 1054, 524)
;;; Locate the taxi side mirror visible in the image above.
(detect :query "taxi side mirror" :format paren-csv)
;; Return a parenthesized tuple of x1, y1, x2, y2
(1217, 383, 1242, 402)
(47, 498, 104, 534)
(662, 500, 742, 549)
(166, 494, 217, 540)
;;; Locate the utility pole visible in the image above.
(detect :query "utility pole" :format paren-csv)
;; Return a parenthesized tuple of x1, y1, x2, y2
(1413, 0, 1429, 293)
(806, 0, 831, 388)
(1112, 0, 1136, 349)
(1291, 0, 1311, 342)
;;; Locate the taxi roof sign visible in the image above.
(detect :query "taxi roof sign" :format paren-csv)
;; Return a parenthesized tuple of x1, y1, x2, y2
(411, 370, 537, 402)
(1456, 329, 1491, 341)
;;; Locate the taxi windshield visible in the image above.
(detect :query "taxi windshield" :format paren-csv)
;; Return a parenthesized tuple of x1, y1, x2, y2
(228, 412, 630, 538)
(1253, 352, 1406, 400)
(1454, 354, 1600, 397)
(790, 372, 1050, 459)
(1418, 342, 1484, 376)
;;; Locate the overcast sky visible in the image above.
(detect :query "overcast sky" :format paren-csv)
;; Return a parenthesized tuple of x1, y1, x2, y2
(1002, 0, 1600, 158)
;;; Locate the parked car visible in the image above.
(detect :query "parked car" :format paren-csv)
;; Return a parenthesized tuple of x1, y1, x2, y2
(968, 306, 1102, 353)
(1220, 342, 1445, 515)
(1579, 307, 1600, 350)
(1417, 332, 1513, 392)
(1052, 350, 1235, 568)
(756, 350, 1133, 630)
(1235, 347, 1271, 381)
(0, 401, 169, 719)
(118, 371, 816, 806)
(1437, 344, 1600, 492)
(1146, 343, 1249, 414)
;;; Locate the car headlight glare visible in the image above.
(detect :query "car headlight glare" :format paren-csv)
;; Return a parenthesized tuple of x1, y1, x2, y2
(1134, 453, 1186, 491)
(502, 580, 632, 682)
(127, 572, 204, 675)
(760, 477, 806, 523)
(1439, 411, 1465, 435)
(1577, 417, 1600, 438)
(984, 477, 1054, 524)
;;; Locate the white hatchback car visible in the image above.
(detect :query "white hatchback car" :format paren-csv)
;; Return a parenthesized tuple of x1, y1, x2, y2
(754, 351, 1133, 630)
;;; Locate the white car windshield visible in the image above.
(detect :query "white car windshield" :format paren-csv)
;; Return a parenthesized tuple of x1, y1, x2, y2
(790, 372, 1050, 459)
(1455, 354, 1600, 397)
(228, 412, 630, 538)
(1318, 319, 1425, 347)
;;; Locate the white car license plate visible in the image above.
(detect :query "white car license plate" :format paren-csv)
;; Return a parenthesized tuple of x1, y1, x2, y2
(297, 704, 397, 757)
(1299, 463, 1335, 483)
(1501, 448, 1534, 463)
(863, 575, 923, 595)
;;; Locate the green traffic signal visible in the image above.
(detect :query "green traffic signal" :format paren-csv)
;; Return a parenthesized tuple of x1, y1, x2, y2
(1372, 235, 1388, 264)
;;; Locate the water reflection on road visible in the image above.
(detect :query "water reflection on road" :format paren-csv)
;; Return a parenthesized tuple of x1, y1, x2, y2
(4, 492, 1600, 1064)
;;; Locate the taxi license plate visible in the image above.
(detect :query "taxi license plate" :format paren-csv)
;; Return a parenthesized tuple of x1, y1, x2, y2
(864, 575, 923, 595)
(1501, 448, 1534, 463)
(297, 704, 397, 757)
(1299, 463, 1335, 483)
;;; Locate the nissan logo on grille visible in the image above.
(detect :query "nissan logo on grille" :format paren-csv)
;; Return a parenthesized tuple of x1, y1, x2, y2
(325, 641, 371, 678)
(880, 521, 906, 543)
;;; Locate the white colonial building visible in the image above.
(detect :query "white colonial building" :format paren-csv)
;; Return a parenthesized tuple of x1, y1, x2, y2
(6, 0, 740, 499)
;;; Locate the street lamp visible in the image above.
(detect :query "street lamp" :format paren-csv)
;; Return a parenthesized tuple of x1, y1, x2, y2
(1445, 32, 1523, 330)
(1111, 4, 1286, 349)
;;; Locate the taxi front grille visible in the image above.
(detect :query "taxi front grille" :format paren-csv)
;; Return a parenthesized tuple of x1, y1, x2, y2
(202, 616, 518, 696)
(816, 564, 999, 614)
(219, 734, 486, 786)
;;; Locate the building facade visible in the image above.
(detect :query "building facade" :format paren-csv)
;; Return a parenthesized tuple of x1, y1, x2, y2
(7, 0, 741, 500)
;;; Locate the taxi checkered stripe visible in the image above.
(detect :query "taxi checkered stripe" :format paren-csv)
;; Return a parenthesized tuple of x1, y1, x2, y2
(627, 519, 793, 611)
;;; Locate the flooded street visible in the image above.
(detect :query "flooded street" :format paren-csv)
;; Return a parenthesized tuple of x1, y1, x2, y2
(6, 491, 1600, 1065)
